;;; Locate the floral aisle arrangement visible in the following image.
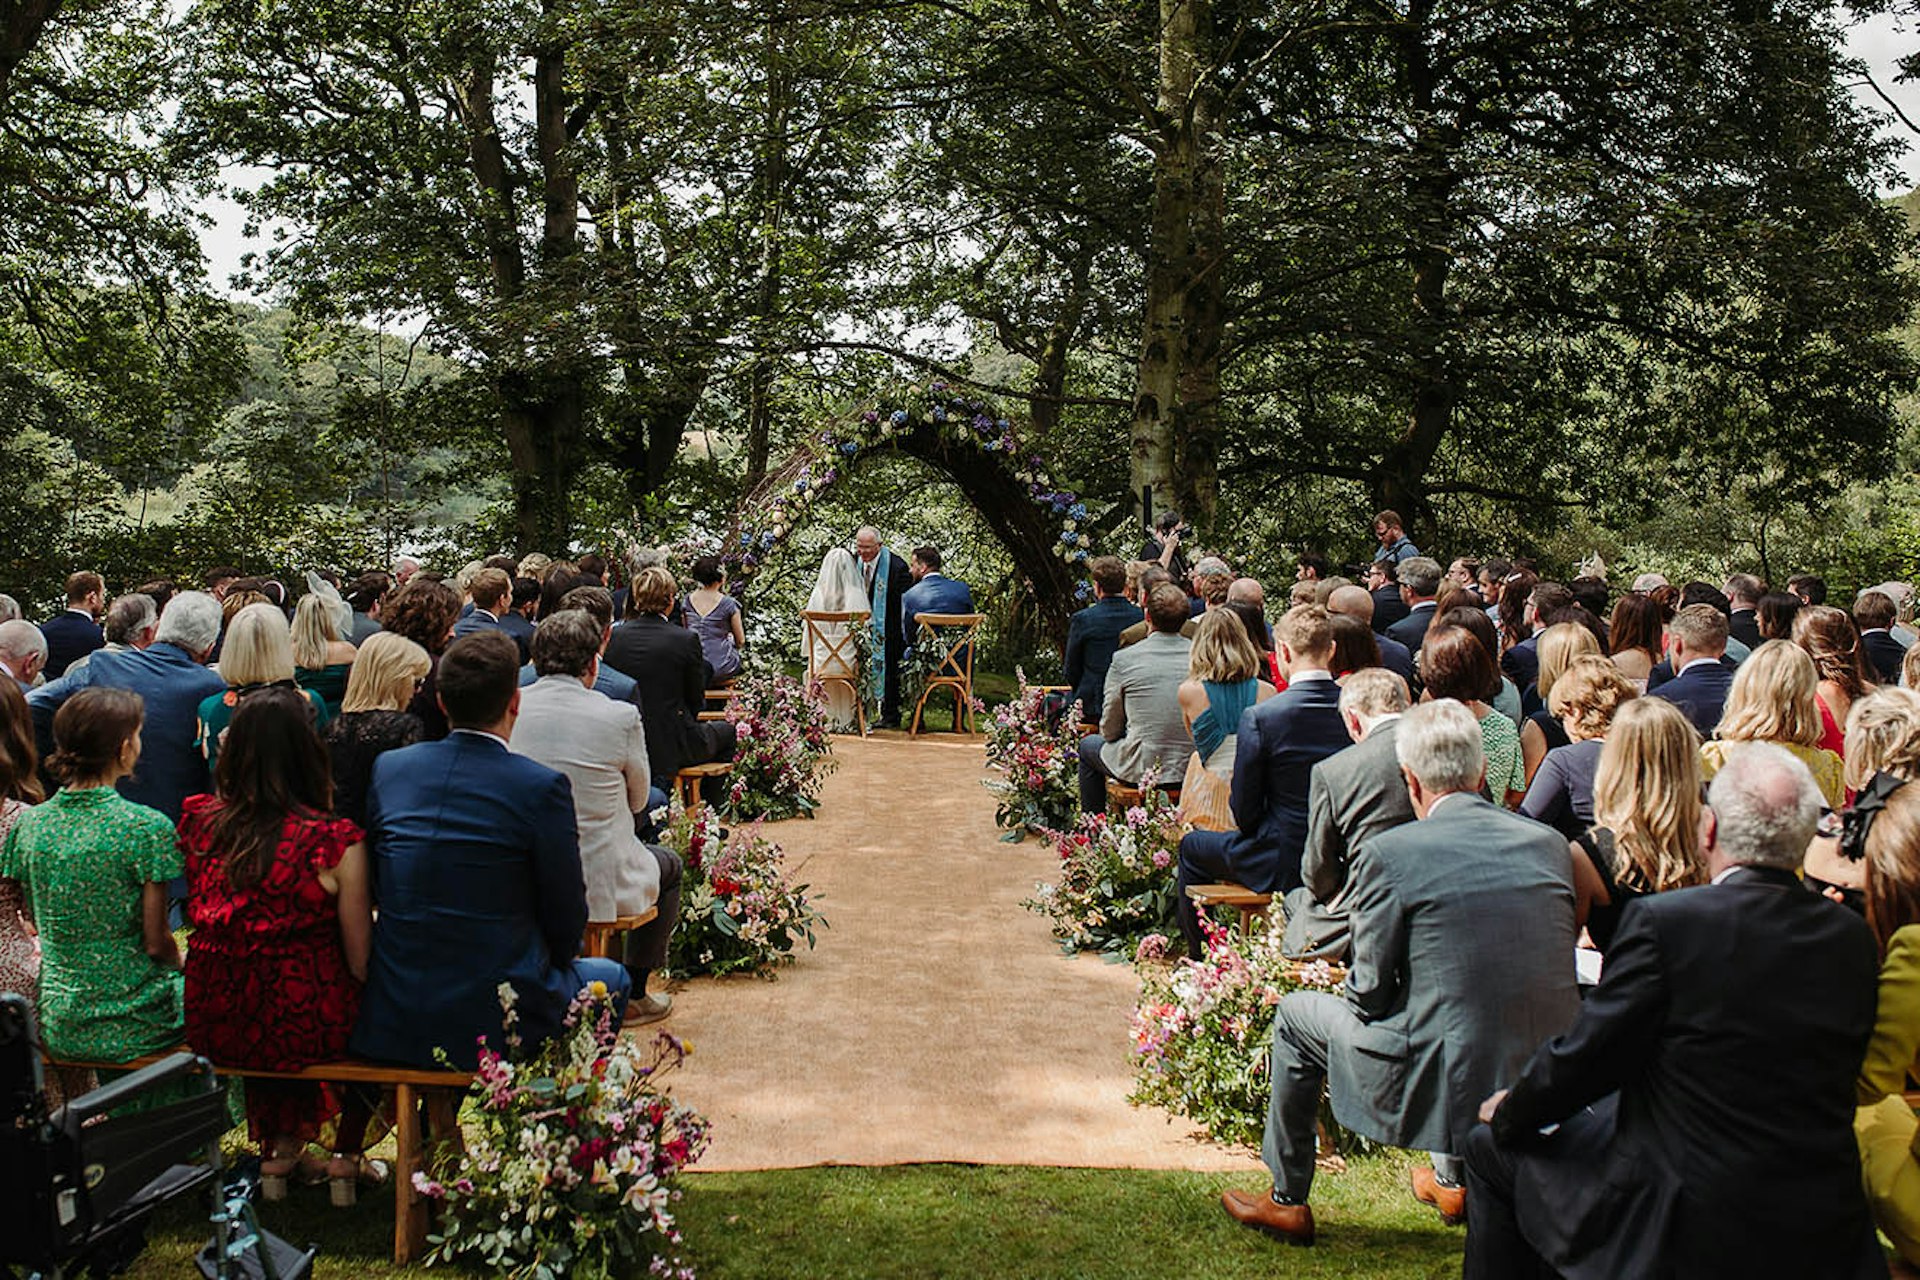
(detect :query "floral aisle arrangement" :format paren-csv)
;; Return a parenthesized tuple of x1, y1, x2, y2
(722, 673, 838, 821)
(417, 984, 709, 1280)
(1129, 918, 1345, 1150)
(661, 801, 826, 979)
(980, 672, 1079, 835)
(1021, 783, 1184, 958)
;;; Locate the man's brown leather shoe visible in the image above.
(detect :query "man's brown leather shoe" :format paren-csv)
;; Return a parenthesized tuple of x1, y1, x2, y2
(1220, 1188, 1315, 1245)
(1410, 1165, 1467, 1224)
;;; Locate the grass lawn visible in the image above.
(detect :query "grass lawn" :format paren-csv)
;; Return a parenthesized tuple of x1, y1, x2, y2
(117, 1155, 1463, 1279)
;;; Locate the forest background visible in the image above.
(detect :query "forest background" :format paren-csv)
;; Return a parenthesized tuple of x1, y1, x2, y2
(8, 0, 1920, 670)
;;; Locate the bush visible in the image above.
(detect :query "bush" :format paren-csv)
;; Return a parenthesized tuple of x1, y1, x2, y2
(661, 801, 826, 979)
(1022, 784, 1182, 959)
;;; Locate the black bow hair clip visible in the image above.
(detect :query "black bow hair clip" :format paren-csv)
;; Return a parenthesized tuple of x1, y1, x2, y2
(1840, 771, 1911, 863)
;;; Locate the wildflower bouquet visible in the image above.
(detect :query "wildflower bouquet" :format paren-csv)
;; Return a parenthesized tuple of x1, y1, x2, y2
(662, 800, 826, 979)
(723, 673, 837, 821)
(418, 983, 709, 1280)
(981, 672, 1079, 835)
(1129, 917, 1346, 1149)
(1021, 783, 1183, 959)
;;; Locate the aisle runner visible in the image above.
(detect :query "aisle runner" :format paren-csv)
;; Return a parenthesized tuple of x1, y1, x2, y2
(664, 732, 1258, 1172)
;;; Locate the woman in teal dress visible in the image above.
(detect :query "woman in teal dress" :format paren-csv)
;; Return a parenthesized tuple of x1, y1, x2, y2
(1177, 610, 1278, 830)
(200, 603, 330, 770)
(0, 687, 183, 1062)
(292, 589, 358, 717)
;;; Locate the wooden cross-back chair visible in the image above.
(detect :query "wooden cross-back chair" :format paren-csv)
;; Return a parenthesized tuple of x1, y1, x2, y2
(800, 609, 871, 736)
(909, 612, 986, 736)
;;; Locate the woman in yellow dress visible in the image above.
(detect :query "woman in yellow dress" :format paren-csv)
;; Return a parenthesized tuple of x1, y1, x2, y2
(1699, 640, 1845, 810)
(1855, 757, 1920, 1270)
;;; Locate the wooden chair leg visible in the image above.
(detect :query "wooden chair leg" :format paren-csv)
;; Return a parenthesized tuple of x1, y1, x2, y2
(393, 1082, 426, 1264)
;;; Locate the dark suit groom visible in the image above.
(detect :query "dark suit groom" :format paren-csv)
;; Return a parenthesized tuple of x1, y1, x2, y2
(856, 525, 914, 728)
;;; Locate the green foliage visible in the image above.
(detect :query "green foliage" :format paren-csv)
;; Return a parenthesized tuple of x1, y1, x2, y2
(1023, 788, 1184, 961)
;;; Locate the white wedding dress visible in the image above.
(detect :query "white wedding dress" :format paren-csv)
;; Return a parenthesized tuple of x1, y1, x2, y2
(802, 548, 871, 730)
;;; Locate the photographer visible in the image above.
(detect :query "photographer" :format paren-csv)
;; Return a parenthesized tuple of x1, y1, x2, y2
(1142, 511, 1192, 581)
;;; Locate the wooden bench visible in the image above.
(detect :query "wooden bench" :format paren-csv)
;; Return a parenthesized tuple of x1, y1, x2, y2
(674, 761, 733, 809)
(696, 710, 729, 722)
(1105, 779, 1182, 810)
(46, 1050, 472, 1264)
(1185, 882, 1274, 934)
(581, 905, 661, 959)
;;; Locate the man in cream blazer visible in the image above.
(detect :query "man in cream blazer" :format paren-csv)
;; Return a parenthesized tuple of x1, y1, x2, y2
(511, 608, 680, 1026)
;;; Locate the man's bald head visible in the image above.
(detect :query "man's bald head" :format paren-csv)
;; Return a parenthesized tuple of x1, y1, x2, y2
(1227, 577, 1265, 609)
(1327, 584, 1376, 624)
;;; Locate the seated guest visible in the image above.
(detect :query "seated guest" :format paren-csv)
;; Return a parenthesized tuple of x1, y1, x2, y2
(1519, 623, 1602, 785)
(1795, 604, 1876, 756)
(519, 585, 644, 710)
(0, 618, 48, 690)
(180, 689, 382, 1202)
(0, 593, 19, 623)
(324, 632, 430, 829)
(63, 593, 158, 683)
(452, 567, 517, 654)
(1190, 558, 1233, 614)
(1700, 640, 1845, 810)
(1328, 614, 1381, 679)
(1117, 565, 1197, 647)
(1804, 688, 1920, 907)
(0, 689, 183, 1064)
(1284, 668, 1414, 961)
(1756, 590, 1801, 642)
(200, 603, 330, 771)
(1500, 580, 1570, 694)
(1418, 624, 1525, 807)
(1648, 603, 1734, 737)
(1605, 591, 1663, 690)
(1224, 599, 1281, 688)
(1518, 657, 1636, 840)
(1079, 583, 1195, 814)
(1064, 556, 1144, 726)
(1856, 589, 1907, 686)
(1364, 560, 1410, 636)
(382, 577, 462, 741)
(1566, 697, 1706, 954)
(350, 632, 630, 1070)
(28, 592, 226, 822)
(1220, 699, 1577, 1244)
(344, 571, 389, 646)
(1327, 584, 1413, 686)
(1174, 605, 1346, 959)
(0, 680, 62, 1101)
(1648, 583, 1751, 687)
(511, 610, 677, 1026)
(1853, 777, 1920, 1269)
(1176, 611, 1279, 831)
(1465, 746, 1882, 1280)
(500, 577, 540, 655)
(603, 567, 737, 792)
(292, 590, 359, 718)
(1791, 573, 1829, 606)
(1386, 557, 1442, 653)
(1437, 606, 1523, 727)
(681, 556, 746, 686)
(38, 571, 106, 678)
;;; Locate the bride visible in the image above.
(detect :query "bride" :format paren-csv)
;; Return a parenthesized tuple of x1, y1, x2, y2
(802, 547, 873, 730)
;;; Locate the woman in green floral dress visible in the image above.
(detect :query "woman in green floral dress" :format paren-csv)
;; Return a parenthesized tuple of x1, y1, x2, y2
(0, 687, 183, 1062)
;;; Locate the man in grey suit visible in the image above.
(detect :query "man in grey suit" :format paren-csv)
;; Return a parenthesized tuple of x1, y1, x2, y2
(1077, 583, 1194, 814)
(1282, 668, 1416, 960)
(1222, 698, 1579, 1246)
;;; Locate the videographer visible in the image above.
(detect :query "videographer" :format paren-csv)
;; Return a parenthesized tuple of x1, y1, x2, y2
(1143, 511, 1192, 581)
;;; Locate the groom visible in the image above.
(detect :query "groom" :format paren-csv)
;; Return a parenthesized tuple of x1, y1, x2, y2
(855, 526, 914, 728)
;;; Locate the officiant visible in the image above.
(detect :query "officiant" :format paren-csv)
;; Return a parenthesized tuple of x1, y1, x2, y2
(855, 526, 914, 729)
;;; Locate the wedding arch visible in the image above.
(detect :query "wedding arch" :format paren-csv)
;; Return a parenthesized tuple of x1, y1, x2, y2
(719, 384, 1096, 645)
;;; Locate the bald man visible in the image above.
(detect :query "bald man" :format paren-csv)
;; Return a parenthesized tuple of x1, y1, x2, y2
(1328, 585, 1415, 688)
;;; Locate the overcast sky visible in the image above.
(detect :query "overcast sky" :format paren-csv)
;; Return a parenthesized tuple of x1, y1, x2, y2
(195, 14, 1920, 299)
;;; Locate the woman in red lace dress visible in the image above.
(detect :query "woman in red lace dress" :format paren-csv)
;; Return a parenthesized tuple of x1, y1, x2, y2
(180, 686, 380, 1204)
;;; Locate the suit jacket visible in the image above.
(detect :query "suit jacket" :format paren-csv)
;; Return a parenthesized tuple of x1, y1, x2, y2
(1385, 601, 1437, 653)
(1374, 633, 1416, 688)
(1501, 635, 1540, 693)
(348, 611, 383, 646)
(1097, 630, 1193, 787)
(1117, 616, 1196, 648)
(1864, 629, 1907, 685)
(1649, 659, 1735, 738)
(28, 642, 226, 821)
(511, 676, 660, 922)
(603, 614, 711, 779)
(1370, 585, 1410, 635)
(1490, 867, 1879, 1278)
(519, 658, 643, 710)
(1727, 608, 1761, 650)
(498, 610, 535, 663)
(1286, 718, 1416, 958)
(38, 610, 103, 679)
(453, 607, 509, 644)
(1064, 597, 1143, 723)
(1218, 674, 1350, 894)
(901, 574, 976, 663)
(350, 733, 590, 1069)
(1334, 794, 1578, 1154)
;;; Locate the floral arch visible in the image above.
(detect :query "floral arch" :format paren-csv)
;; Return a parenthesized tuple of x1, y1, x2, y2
(719, 383, 1097, 645)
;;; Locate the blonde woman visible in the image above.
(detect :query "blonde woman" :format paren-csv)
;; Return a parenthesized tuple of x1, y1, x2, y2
(292, 593, 359, 717)
(1802, 687, 1920, 907)
(1518, 657, 1636, 838)
(1520, 622, 1602, 785)
(1568, 697, 1707, 953)
(322, 633, 431, 828)
(1176, 611, 1278, 830)
(199, 604, 329, 770)
(1701, 640, 1845, 809)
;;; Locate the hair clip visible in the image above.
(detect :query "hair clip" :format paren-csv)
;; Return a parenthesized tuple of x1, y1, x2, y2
(1840, 770, 1910, 862)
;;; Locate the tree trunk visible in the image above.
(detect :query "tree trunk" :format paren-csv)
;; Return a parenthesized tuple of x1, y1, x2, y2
(743, 15, 791, 489)
(500, 372, 584, 552)
(1028, 254, 1089, 439)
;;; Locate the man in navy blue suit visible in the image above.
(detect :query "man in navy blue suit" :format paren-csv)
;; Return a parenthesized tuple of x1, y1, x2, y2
(1174, 605, 1351, 959)
(1385, 557, 1442, 654)
(351, 630, 630, 1070)
(38, 571, 106, 678)
(900, 545, 975, 622)
(1855, 589, 1908, 685)
(1064, 557, 1143, 725)
(1649, 604, 1735, 738)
